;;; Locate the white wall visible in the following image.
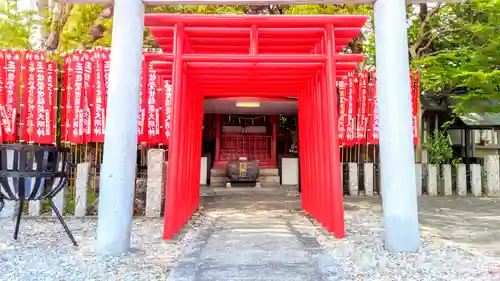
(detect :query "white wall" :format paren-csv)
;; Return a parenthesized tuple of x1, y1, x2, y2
(281, 157, 299, 185)
(200, 157, 208, 185)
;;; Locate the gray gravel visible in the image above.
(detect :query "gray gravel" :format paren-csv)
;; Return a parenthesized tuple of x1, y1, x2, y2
(2, 195, 500, 281)
(0, 216, 209, 281)
(300, 206, 500, 281)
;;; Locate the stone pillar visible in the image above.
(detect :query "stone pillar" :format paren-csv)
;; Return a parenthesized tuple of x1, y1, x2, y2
(200, 157, 208, 186)
(414, 164, 422, 196)
(441, 164, 452, 196)
(426, 164, 438, 196)
(348, 163, 358, 196)
(146, 149, 165, 218)
(75, 162, 91, 217)
(282, 157, 299, 185)
(29, 201, 41, 216)
(484, 155, 500, 197)
(374, 0, 421, 252)
(364, 163, 374, 196)
(456, 164, 467, 196)
(96, 0, 144, 256)
(0, 201, 17, 219)
(28, 176, 41, 216)
(53, 185, 67, 217)
(470, 164, 482, 196)
(0, 150, 17, 219)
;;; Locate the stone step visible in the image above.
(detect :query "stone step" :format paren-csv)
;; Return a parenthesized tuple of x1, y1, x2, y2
(259, 168, 279, 176)
(210, 176, 229, 188)
(211, 176, 229, 183)
(210, 168, 226, 177)
(260, 175, 280, 187)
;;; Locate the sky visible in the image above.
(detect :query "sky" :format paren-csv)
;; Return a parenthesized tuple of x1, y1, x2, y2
(19, 0, 36, 10)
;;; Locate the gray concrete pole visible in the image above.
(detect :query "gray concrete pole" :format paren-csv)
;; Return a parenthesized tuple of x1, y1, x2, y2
(373, 0, 421, 252)
(96, 0, 144, 255)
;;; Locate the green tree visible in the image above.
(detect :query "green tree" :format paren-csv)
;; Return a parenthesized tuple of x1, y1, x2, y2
(0, 0, 38, 49)
(285, 4, 374, 66)
(411, 0, 500, 113)
(1, 3, 375, 56)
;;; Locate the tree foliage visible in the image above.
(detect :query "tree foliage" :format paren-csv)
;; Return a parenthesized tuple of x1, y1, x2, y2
(285, 5, 374, 64)
(5, 1, 498, 114)
(0, 3, 372, 56)
(410, 0, 500, 113)
(0, 0, 38, 49)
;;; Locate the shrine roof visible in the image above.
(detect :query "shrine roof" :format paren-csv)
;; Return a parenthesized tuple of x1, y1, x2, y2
(145, 14, 368, 54)
(145, 14, 368, 28)
(144, 14, 368, 95)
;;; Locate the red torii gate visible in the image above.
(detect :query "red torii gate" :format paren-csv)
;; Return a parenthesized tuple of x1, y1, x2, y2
(144, 14, 368, 239)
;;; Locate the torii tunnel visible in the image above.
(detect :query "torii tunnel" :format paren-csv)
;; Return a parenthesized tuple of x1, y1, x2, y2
(143, 14, 368, 240)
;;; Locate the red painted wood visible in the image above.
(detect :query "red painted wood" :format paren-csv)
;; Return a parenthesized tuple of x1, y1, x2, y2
(215, 134, 276, 168)
(327, 24, 345, 238)
(163, 23, 184, 240)
(204, 96, 297, 102)
(151, 14, 368, 240)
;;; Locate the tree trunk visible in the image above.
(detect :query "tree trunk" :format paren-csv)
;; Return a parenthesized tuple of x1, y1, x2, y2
(44, 3, 73, 51)
(30, 0, 50, 50)
(245, 5, 284, 15)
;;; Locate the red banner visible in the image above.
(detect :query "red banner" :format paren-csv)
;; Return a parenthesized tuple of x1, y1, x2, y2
(33, 53, 54, 144)
(103, 49, 111, 101)
(338, 75, 348, 145)
(367, 70, 379, 144)
(356, 70, 369, 144)
(82, 51, 93, 143)
(138, 55, 147, 144)
(65, 52, 85, 144)
(345, 73, 358, 147)
(21, 51, 35, 142)
(46, 60, 57, 143)
(412, 71, 420, 145)
(146, 62, 162, 144)
(102, 49, 111, 141)
(0, 51, 6, 143)
(2, 50, 21, 141)
(163, 79, 172, 145)
(0, 50, 2, 142)
(61, 55, 68, 142)
(91, 49, 107, 142)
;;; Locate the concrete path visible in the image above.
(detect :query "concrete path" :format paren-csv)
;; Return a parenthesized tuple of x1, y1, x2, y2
(167, 194, 340, 281)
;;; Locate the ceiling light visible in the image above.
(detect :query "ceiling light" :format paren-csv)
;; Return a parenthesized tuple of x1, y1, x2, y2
(236, 101, 260, 108)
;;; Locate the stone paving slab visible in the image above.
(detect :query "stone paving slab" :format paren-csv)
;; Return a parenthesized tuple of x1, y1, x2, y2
(169, 194, 500, 281)
(166, 209, 341, 281)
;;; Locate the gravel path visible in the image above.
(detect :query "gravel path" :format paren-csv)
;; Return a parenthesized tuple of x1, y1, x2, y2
(0, 216, 208, 281)
(2, 194, 500, 281)
(167, 209, 339, 281)
(307, 200, 500, 281)
(201, 193, 500, 281)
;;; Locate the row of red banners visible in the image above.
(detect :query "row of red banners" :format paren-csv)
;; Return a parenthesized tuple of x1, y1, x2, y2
(0, 48, 418, 146)
(0, 50, 58, 144)
(61, 49, 173, 145)
(0, 49, 173, 145)
(338, 69, 420, 146)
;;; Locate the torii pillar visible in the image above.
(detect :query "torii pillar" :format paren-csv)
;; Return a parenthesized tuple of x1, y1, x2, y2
(95, 0, 144, 255)
(374, 0, 421, 252)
